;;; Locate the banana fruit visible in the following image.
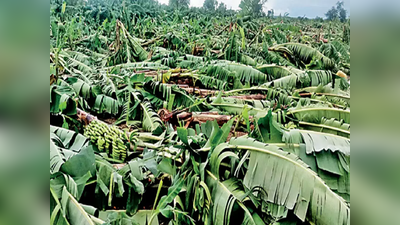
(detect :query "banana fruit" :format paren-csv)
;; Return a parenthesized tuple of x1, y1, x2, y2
(84, 120, 129, 161)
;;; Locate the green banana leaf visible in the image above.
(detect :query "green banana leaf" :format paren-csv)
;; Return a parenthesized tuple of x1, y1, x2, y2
(228, 137, 350, 225)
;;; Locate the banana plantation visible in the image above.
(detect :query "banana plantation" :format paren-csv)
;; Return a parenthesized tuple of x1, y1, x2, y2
(50, 0, 350, 224)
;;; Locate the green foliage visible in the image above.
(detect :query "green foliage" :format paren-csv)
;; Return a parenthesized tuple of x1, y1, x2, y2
(50, 84, 78, 115)
(50, 1, 351, 225)
(325, 1, 347, 22)
(169, 0, 190, 9)
(269, 43, 335, 70)
(108, 20, 149, 65)
(216, 2, 227, 13)
(239, 0, 268, 17)
(203, 0, 218, 11)
(325, 6, 339, 21)
(230, 137, 350, 225)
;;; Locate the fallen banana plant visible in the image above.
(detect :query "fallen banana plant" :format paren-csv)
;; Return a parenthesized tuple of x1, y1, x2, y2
(50, 2, 351, 224)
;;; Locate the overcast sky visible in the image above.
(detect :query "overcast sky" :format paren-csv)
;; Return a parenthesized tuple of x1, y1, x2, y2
(157, 0, 350, 18)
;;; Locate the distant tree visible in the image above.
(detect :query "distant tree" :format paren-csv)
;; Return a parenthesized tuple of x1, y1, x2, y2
(325, 1, 347, 22)
(169, 0, 190, 9)
(239, 0, 268, 17)
(216, 2, 227, 12)
(203, 0, 217, 11)
(267, 9, 274, 18)
(337, 1, 347, 22)
(325, 6, 338, 20)
(315, 16, 324, 22)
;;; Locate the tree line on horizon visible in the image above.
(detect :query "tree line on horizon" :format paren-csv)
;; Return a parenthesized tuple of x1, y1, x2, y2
(167, 0, 348, 21)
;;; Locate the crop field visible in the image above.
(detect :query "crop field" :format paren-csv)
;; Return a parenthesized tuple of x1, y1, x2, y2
(50, 0, 350, 224)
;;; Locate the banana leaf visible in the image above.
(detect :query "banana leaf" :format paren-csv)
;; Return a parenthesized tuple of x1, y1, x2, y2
(228, 137, 350, 225)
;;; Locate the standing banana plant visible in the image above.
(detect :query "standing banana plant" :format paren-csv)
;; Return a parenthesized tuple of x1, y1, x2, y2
(108, 20, 149, 66)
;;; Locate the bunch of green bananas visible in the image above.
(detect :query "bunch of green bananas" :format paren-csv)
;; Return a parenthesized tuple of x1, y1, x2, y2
(84, 120, 128, 161)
